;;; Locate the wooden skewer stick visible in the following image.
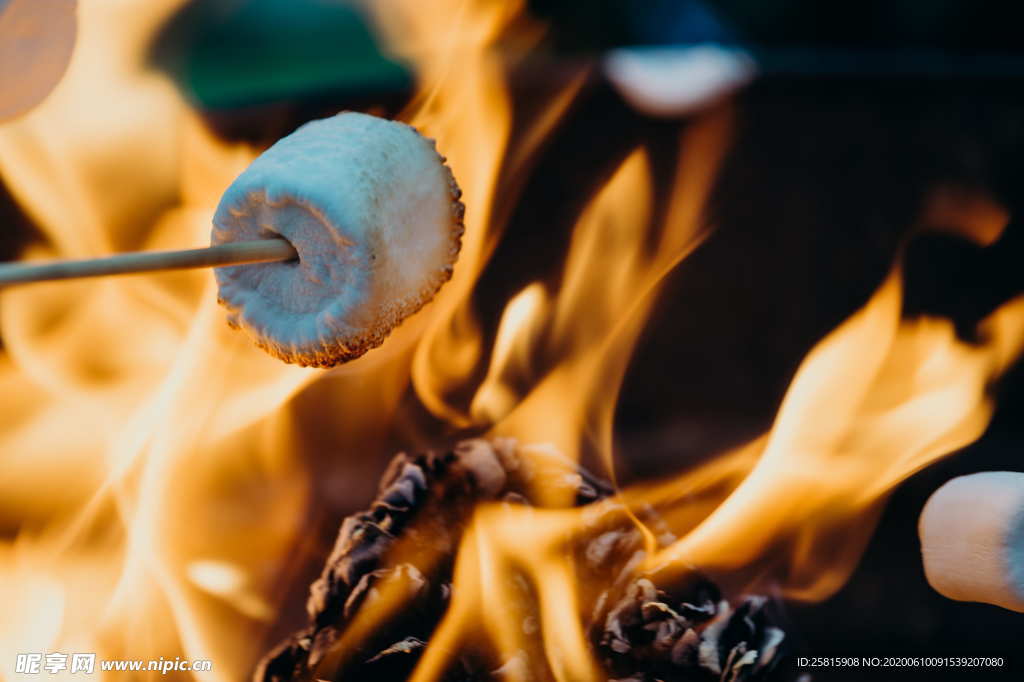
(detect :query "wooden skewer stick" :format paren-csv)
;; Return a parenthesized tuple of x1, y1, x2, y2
(0, 238, 298, 287)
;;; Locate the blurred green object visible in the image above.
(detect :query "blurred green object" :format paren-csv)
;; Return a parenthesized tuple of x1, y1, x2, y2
(151, 0, 411, 109)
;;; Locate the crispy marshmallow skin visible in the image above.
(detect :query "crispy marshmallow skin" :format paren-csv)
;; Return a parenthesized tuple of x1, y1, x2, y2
(212, 112, 464, 367)
(919, 471, 1024, 612)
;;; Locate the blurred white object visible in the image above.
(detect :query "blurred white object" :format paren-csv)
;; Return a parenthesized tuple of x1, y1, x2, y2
(919, 471, 1024, 613)
(0, 0, 77, 122)
(604, 44, 755, 117)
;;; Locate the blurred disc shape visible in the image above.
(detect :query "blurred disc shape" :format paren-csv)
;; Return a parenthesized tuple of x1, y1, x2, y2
(0, 0, 77, 122)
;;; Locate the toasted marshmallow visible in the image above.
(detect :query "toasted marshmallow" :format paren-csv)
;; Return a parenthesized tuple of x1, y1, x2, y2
(212, 112, 464, 367)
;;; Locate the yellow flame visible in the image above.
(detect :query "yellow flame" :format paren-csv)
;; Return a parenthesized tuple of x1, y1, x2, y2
(413, 506, 602, 682)
(647, 269, 1024, 598)
(0, 0, 585, 678)
(4, 0, 1024, 680)
(402, 266, 1024, 678)
(0, 1, 420, 679)
(358, 0, 587, 428)
(486, 111, 731, 478)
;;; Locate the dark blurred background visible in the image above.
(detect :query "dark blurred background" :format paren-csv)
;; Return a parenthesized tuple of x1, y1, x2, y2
(5, 0, 1024, 679)
(534, 0, 1024, 53)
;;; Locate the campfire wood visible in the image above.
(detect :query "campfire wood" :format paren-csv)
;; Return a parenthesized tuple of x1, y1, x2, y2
(255, 439, 792, 682)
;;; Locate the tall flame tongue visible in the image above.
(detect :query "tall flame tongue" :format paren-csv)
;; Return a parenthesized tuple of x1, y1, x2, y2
(407, 269, 1024, 678)
(646, 269, 1024, 597)
(358, 0, 587, 430)
(3, 0, 1024, 681)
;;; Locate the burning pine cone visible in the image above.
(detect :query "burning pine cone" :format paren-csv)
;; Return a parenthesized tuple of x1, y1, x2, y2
(255, 439, 792, 681)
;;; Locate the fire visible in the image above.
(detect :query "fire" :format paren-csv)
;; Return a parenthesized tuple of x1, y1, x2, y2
(413, 505, 603, 682)
(645, 269, 1024, 597)
(362, 0, 589, 430)
(406, 266, 1024, 678)
(0, 1, 319, 677)
(2, 1, 1024, 681)
(482, 112, 731, 473)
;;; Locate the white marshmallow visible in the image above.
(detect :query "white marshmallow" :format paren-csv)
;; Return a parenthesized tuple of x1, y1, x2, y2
(212, 112, 464, 367)
(919, 471, 1024, 612)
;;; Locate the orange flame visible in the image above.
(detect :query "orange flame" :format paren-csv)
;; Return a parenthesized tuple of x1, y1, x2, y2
(2, 0, 1024, 680)
(403, 266, 1024, 679)
(0, 1, 429, 678)
(0, 2, 317, 677)
(645, 269, 1024, 597)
